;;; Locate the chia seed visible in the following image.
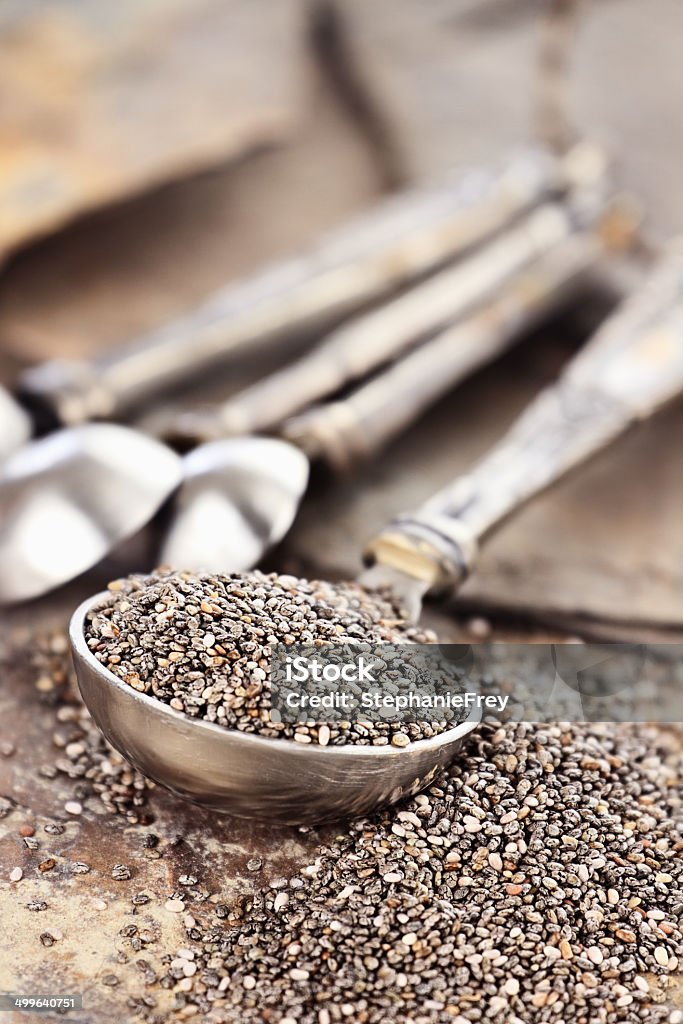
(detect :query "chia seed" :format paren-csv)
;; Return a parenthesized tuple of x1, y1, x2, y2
(84, 570, 464, 746)
(144, 721, 682, 1024)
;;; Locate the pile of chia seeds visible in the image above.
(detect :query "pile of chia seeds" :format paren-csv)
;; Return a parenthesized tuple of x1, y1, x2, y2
(28, 631, 155, 824)
(146, 722, 683, 1024)
(85, 570, 469, 746)
(9, 633, 683, 1022)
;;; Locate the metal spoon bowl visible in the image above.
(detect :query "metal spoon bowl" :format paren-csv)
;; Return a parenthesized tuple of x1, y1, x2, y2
(0, 386, 31, 464)
(0, 425, 182, 603)
(160, 437, 309, 572)
(70, 592, 481, 824)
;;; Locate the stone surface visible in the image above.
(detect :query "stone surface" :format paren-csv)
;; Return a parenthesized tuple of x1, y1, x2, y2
(331, 0, 542, 180)
(0, 0, 306, 259)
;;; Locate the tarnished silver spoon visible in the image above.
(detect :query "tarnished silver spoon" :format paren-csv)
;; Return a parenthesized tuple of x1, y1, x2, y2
(69, 237, 683, 823)
(0, 148, 574, 463)
(20, 146, 572, 427)
(160, 214, 612, 571)
(0, 387, 30, 464)
(0, 193, 596, 604)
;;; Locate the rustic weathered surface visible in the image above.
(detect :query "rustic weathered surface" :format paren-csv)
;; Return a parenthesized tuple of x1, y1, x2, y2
(329, 0, 541, 180)
(335, 0, 683, 235)
(0, 647, 318, 1024)
(0, 0, 306, 259)
(0, 639, 680, 1023)
(0, 7, 682, 1018)
(0, 71, 382, 367)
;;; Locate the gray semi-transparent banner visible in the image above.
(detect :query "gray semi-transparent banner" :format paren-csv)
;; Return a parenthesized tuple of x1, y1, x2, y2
(269, 643, 683, 725)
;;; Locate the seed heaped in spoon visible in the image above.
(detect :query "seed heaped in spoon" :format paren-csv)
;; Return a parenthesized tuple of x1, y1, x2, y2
(84, 568, 466, 747)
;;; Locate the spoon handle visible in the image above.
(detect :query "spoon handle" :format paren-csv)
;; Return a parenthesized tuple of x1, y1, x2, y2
(176, 146, 608, 445)
(282, 228, 605, 470)
(19, 147, 575, 428)
(195, 201, 584, 440)
(365, 238, 683, 591)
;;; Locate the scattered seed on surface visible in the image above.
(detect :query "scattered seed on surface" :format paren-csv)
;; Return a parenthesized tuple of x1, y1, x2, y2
(654, 946, 669, 967)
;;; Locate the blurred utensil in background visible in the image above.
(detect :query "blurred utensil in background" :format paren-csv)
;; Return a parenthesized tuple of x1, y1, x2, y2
(0, 426, 182, 604)
(160, 205, 622, 574)
(0, 145, 612, 603)
(0, 387, 30, 464)
(16, 145, 591, 429)
(365, 236, 683, 606)
(161, 198, 598, 571)
(168, 147, 606, 444)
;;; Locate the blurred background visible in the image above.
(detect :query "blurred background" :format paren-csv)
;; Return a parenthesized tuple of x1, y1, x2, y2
(0, 0, 682, 638)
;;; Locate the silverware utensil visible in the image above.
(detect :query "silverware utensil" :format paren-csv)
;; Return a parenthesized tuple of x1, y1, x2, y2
(0, 425, 182, 603)
(70, 604, 480, 825)
(161, 218, 609, 572)
(170, 157, 607, 444)
(364, 237, 683, 613)
(20, 146, 578, 427)
(0, 189, 602, 604)
(69, 237, 683, 822)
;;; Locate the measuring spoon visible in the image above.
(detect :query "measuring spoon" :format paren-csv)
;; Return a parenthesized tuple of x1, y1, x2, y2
(0, 425, 182, 603)
(19, 146, 579, 428)
(0, 193, 599, 604)
(160, 221, 607, 572)
(69, 236, 683, 823)
(170, 152, 606, 443)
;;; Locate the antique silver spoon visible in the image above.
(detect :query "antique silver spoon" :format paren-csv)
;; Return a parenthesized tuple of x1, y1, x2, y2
(0, 425, 182, 603)
(0, 387, 30, 464)
(70, 238, 683, 822)
(0, 149, 563, 457)
(0, 193, 596, 604)
(19, 146, 572, 427)
(161, 216, 606, 571)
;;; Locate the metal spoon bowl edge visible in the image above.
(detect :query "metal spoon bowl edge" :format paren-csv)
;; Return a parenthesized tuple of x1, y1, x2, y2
(70, 591, 481, 824)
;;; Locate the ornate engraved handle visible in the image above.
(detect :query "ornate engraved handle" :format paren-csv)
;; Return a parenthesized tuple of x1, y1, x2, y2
(365, 239, 683, 591)
(19, 147, 577, 428)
